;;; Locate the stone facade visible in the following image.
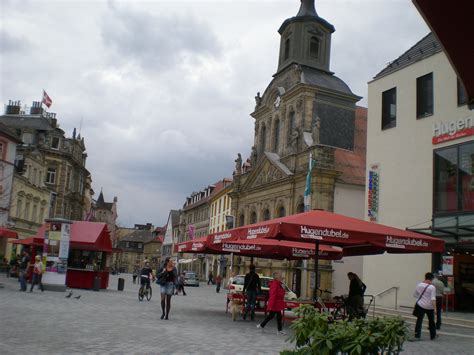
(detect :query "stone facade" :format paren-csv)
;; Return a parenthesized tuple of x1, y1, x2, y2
(229, 1, 365, 299)
(0, 101, 90, 222)
(0, 123, 21, 260)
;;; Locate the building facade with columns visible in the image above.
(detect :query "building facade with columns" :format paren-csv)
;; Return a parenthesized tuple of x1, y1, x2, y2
(229, 0, 367, 299)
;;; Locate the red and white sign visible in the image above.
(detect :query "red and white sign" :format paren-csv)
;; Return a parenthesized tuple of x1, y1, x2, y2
(442, 256, 454, 276)
(432, 117, 474, 144)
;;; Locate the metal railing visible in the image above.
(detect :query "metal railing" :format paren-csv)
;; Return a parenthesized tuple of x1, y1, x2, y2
(369, 286, 400, 317)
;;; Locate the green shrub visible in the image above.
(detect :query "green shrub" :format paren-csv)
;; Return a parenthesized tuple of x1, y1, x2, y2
(282, 304, 408, 355)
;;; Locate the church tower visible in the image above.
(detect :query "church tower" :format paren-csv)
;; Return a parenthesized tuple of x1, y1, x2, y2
(277, 0, 334, 74)
(252, 0, 361, 159)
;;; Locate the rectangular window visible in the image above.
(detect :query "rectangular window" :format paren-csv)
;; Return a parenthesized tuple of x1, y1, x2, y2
(434, 141, 474, 214)
(39, 207, 45, 223)
(32, 205, 38, 223)
(46, 167, 56, 184)
(381, 88, 397, 130)
(16, 199, 22, 218)
(25, 202, 30, 220)
(51, 137, 60, 149)
(457, 79, 467, 106)
(416, 73, 434, 118)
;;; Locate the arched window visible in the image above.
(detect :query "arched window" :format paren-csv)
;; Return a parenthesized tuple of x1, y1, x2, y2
(273, 119, 280, 151)
(239, 214, 245, 227)
(250, 211, 257, 224)
(263, 209, 270, 221)
(297, 203, 305, 213)
(278, 206, 286, 218)
(260, 124, 267, 153)
(309, 36, 319, 58)
(284, 38, 290, 60)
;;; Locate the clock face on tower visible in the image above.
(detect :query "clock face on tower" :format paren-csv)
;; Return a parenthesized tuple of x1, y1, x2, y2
(274, 95, 281, 109)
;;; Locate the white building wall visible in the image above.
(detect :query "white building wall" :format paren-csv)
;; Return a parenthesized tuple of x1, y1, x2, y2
(332, 183, 365, 297)
(365, 51, 472, 308)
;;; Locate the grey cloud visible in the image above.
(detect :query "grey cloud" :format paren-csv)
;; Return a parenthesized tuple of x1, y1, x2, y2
(101, 2, 222, 71)
(0, 30, 31, 53)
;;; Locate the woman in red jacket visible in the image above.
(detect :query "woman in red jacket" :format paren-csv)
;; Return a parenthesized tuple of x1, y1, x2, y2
(257, 271, 286, 335)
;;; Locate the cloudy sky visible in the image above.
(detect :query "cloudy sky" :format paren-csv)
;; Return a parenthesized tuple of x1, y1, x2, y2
(0, 0, 429, 227)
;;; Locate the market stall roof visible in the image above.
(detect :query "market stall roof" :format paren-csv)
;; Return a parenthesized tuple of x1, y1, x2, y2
(10, 237, 43, 246)
(0, 227, 18, 239)
(218, 210, 445, 254)
(218, 239, 343, 260)
(31, 221, 113, 252)
(413, 0, 474, 109)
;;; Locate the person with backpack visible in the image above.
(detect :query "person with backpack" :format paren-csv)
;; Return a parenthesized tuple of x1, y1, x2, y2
(347, 272, 366, 320)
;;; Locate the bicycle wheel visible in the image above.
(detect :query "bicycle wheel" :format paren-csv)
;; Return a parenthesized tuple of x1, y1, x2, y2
(138, 286, 144, 301)
(146, 287, 152, 301)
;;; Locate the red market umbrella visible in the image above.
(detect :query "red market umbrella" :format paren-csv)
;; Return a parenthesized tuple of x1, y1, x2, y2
(0, 227, 18, 239)
(230, 210, 444, 254)
(219, 238, 343, 260)
(218, 210, 445, 299)
(175, 237, 217, 254)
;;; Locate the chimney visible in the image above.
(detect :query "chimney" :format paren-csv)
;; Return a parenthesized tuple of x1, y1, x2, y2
(30, 101, 44, 115)
(5, 100, 21, 115)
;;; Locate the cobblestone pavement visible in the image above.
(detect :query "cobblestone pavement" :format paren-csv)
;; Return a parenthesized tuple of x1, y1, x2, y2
(1, 274, 473, 354)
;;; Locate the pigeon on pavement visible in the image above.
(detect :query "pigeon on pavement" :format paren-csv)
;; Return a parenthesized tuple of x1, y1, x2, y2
(74, 295, 81, 299)
(65, 291, 73, 298)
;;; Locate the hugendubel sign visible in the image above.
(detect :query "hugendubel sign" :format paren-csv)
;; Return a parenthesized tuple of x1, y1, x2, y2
(432, 116, 474, 144)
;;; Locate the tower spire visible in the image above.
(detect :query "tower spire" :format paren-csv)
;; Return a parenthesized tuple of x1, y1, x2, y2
(296, 0, 318, 17)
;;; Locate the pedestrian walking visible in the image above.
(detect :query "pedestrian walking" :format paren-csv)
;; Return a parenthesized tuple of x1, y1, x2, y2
(208, 271, 214, 285)
(19, 250, 30, 292)
(412, 272, 437, 340)
(158, 257, 178, 320)
(30, 256, 44, 292)
(175, 272, 187, 296)
(346, 272, 367, 320)
(243, 264, 261, 321)
(432, 273, 445, 330)
(256, 271, 286, 335)
(132, 265, 139, 284)
(215, 274, 222, 293)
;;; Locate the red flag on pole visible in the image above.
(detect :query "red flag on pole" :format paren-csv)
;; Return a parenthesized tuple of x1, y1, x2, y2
(42, 90, 52, 108)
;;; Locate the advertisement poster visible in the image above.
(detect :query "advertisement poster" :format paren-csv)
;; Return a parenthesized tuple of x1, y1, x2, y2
(447, 276, 455, 295)
(367, 164, 380, 222)
(442, 256, 454, 276)
(59, 223, 71, 260)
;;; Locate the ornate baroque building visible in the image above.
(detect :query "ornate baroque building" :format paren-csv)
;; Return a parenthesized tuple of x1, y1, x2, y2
(0, 101, 90, 222)
(230, 0, 367, 298)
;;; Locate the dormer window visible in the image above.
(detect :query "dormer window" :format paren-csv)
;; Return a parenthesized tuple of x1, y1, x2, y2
(51, 137, 60, 149)
(284, 38, 290, 60)
(309, 36, 319, 58)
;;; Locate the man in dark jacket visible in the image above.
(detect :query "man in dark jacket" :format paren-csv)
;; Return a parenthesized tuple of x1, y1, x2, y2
(347, 272, 366, 320)
(243, 264, 261, 321)
(19, 250, 30, 291)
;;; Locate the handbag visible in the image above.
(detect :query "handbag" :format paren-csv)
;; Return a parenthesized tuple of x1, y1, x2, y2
(412, 284, 430, 317)
(156, 270, 167, 285)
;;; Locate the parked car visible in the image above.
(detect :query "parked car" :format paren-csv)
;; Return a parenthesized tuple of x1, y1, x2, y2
(227, 274, 297, 300)
(183, 272, 199, 287)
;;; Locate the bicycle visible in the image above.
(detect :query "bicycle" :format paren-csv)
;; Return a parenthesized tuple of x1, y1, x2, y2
(138, 279, 152, 301)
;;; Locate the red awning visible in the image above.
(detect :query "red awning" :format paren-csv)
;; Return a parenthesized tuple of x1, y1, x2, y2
(219, 239, 343, 260)
(31, 221, 113, 252)
(413, 0, 474, 109)
(9, 237, 43, 246)
(219, 210, 444, 254)
(0, 227, 18, 239)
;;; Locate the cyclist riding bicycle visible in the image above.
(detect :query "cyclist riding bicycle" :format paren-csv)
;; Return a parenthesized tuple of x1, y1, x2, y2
(140, 261, 154, 290)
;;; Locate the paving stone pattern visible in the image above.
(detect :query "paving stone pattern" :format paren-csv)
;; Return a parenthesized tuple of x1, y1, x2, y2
(1, 274, 473, 354)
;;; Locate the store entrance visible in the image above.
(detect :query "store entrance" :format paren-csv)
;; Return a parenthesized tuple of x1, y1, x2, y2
(439, 244, 474, 312)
